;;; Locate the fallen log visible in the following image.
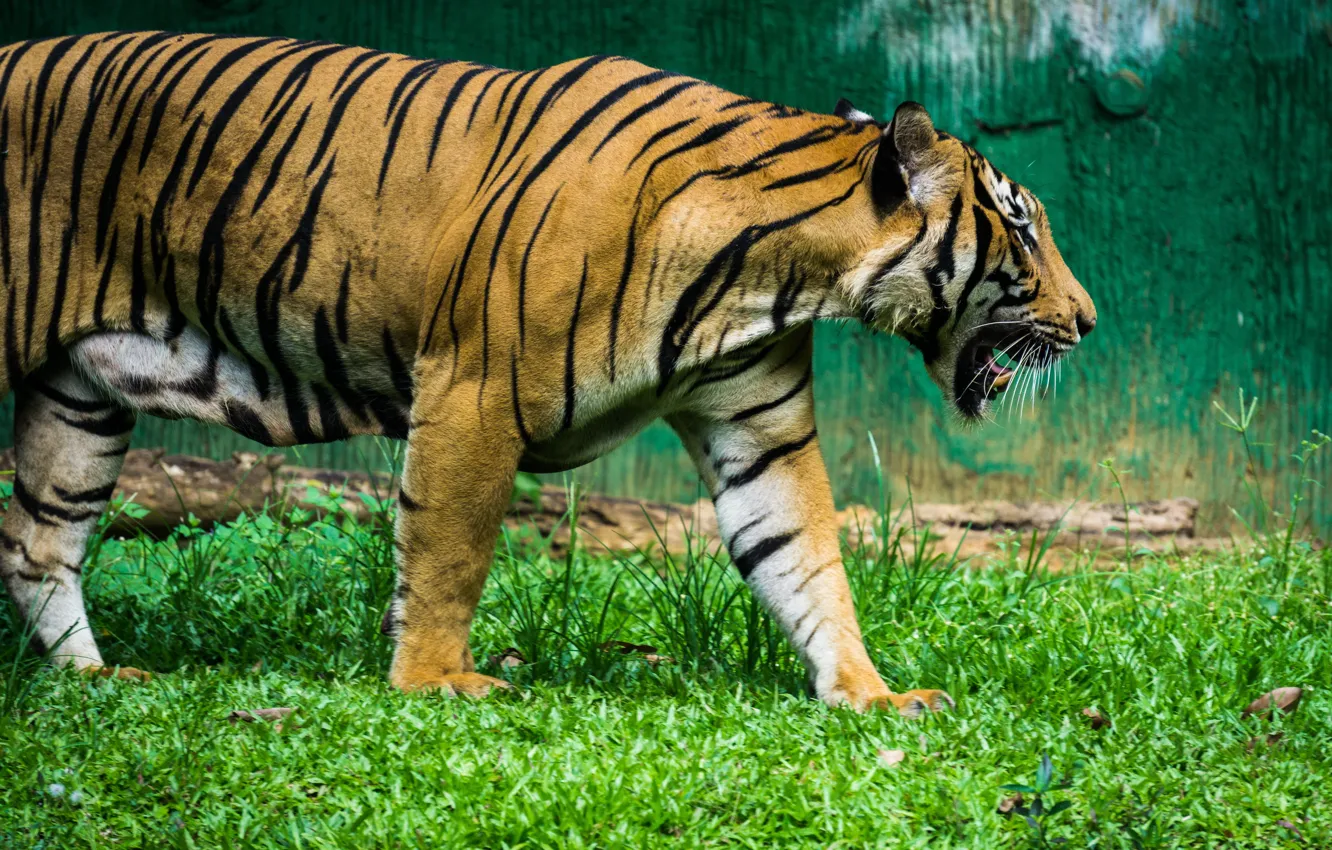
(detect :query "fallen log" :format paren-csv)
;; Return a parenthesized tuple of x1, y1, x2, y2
(0, 449, 1205, 559)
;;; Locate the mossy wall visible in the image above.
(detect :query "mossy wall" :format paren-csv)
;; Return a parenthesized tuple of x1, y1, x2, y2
(3, 0, 1329, 533)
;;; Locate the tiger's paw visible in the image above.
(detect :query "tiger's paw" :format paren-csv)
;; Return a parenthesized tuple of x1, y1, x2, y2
(881, 688, 955, 718)
(396, 672, 514, 699)
(83, 665, 154, 682)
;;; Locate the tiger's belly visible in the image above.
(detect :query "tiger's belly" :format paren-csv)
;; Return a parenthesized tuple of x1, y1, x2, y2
(519, 400, 671, 473)
(65, 327, 409, 446)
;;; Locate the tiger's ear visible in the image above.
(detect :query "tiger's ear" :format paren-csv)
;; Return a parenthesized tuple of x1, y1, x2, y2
(834, 98, 876, 123)
(869, 101, 938, 210)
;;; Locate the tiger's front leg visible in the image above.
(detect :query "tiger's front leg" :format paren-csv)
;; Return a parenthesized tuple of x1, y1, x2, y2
(384, 377, 523, 698)
(670, 338, 952, 716)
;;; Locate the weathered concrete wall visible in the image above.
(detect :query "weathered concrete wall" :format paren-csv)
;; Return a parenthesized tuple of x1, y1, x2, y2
(3, 0, 1329, 533)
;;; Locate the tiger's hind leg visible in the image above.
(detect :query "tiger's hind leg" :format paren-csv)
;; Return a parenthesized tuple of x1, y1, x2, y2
(0, 356, 148, 680)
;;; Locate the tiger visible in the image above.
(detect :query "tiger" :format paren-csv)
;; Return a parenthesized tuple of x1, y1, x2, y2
(0, 32, 1094, 714)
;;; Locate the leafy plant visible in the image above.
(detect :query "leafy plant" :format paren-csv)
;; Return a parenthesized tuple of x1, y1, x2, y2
(1000, 753, 1077, 848)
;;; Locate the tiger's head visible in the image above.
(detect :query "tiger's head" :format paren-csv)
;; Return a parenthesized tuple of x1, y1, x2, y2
(836, 100, 1096, 420)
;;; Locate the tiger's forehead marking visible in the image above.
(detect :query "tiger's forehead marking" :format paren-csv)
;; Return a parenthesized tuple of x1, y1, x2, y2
(970, 150, 1038, 253)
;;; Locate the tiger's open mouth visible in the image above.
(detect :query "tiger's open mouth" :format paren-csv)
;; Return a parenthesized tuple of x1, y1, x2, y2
(952, 329, 1024, 418)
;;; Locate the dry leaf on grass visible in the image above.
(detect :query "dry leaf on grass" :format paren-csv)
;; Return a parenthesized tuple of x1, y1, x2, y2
(1246, 732, 1284, 752)
(1242, 687, 1302, 720)
(1081, 707, 1111, 730)
(877, 748, 906, 767)
(228, 707, 295, 731)
(488, 647, 527, 669)
(1276, 819, 1304, 841)
(600, 641, 676, 665)
(997, 793, 1024, 815)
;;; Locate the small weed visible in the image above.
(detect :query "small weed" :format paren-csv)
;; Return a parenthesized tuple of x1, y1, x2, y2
(1000, 753, 1077, 848)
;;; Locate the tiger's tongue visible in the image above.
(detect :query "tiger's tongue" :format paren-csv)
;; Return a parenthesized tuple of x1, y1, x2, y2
(987, 356, 1014, 392)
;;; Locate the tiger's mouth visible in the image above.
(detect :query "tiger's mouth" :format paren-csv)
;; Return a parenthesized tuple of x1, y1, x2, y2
(952, 329, 1025, 418)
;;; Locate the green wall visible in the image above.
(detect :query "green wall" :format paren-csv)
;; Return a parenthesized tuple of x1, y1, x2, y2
(3, 0, 1329, 534)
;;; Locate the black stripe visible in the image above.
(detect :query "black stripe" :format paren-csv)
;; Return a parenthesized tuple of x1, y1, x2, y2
(54, 408, 136, 438)
(52, 35, 100, 127)
(483, 55, 617, 193)
(106, 32, 177, 104)
(771, 260, 805, 332)
(258, 42, 351, 125)
(446, 161, 526, 377)
(761, 160, 851, 191)
(311, 383, 349, 441)
(465, 68, 514, 131)
(24, 101, 59, 361)
(313, 305, 368, 422)
(950, 205, 993, 330)
(329, 48, 380, 97)
(641, 113, 751, 176)
(52, 482, 117, 504)
(397, 490, 423, 511)
(187, 41, 328, 197)
(483, 67, 675, 384)
(510, 349, 531, 445)
(561, 259, 588, 431)
(426, 66, 489, 170)
(224, 403, 275, 446)
(731, 530, 799, 579)
(383, 328, 414, 403)
(658, 182, 860, 390)
(104, 35, 177, 141)
(730, 366, 811, 421)
(23, 35, 84, 158)
(473, 68, 546, 195)
(384, 58, 442, 122)
(689, 338, 784, 391)
(91, 226, 118, 327)
(607, 218, 637, 382)
(377, 59, 445, 193)
(181, 36, 285, 117)
(719, 429, 816, 493)
(250, 102, 312, 215)
(149, 112, 205, 274)
(32, 382, 113, 413)
(917, 194, 963, 363)
(196, 70, 311, 330)
(624, 117, 696, 172)
(420, 259, 457, 355)
(492, 68, 531, 121)
(589, 79, 703, 162)
(305, 54, 392, 178)
(517, 188, 560, 349)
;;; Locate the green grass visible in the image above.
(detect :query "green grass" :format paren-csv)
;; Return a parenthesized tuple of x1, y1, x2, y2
(0, 483, 1329, 850)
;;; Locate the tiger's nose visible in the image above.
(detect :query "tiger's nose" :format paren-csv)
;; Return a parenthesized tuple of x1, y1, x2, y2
(1075, 311, 1096, 339)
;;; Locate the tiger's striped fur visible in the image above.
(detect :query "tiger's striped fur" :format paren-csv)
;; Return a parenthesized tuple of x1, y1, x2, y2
(0, 33, 1094, 712)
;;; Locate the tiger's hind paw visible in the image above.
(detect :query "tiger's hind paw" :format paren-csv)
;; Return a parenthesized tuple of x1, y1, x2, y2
(83, 665, 154, 682)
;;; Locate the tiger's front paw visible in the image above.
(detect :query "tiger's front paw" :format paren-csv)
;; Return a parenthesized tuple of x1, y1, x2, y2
(393, 671, 514, 699)
(821, 667, 953, 716)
